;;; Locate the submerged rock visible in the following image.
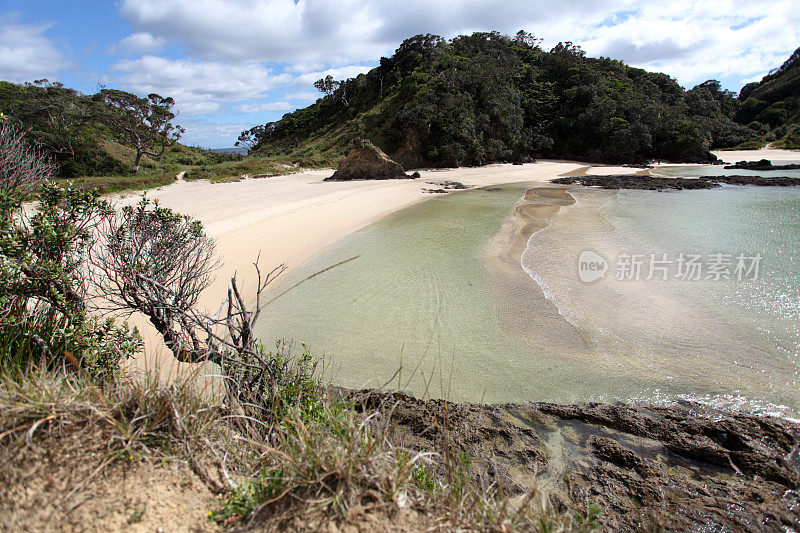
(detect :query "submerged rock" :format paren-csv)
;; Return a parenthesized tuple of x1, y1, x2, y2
(336, 389, 800, 531)
(423, 180, 470, 194)
(325, 140, 414, 181)
(552, 174, 800, 190)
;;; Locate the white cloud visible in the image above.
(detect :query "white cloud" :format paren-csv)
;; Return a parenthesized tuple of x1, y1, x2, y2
(118, 0, 800, 89)
(182, 101, 221, 115)
(117, 0, 629, 66)
(575, 1, 800, 87)
(107, 55, 290, 116)
(291, 65, 374, 87)
(0, 17, 70, 83)
(287, 90, 320, 101)
(237, 101, 293, 113)
(111, 32, 166, 55)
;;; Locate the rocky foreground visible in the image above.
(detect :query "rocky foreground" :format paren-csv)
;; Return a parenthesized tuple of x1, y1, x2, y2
(341, 390, 800, 531)
(552, 174, 800, 190)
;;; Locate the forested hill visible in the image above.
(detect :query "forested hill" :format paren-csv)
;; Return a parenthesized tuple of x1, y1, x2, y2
(249, 32, 792, 167)
(0, 81, 232, 178)
(737, 46, 800, 148)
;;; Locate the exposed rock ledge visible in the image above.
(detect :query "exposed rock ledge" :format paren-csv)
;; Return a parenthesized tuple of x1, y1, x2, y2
(552, 174, 800, 190)
(337, 389, 800, 531)
(724, 159, 800, 171)
(325, 140, 419, 181)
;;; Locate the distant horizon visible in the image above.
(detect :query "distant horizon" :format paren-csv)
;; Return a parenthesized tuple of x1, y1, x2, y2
(2, 0, 798, 148)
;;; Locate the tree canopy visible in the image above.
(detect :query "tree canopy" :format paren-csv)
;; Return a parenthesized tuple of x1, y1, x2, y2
(250, 32, 797, 166)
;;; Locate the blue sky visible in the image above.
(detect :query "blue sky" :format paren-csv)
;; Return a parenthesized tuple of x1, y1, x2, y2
(1, 0, 799, 148)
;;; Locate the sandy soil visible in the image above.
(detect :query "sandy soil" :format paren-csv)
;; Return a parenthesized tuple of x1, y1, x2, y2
(479, 186, 591, 357)
(0, 424, 222, 532)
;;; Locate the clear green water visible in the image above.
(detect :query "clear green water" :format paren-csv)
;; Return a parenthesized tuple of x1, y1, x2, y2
(256, 184, 625, 404)
(658, 163, 800, 179)
(257, 177, 800, 418)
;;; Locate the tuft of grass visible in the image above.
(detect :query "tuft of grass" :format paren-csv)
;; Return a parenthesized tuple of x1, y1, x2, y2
(0, 364, 220, 464)
(1, 353, 600, 532)
(412, 462, 438, 492)
(126, 507, 146, 525)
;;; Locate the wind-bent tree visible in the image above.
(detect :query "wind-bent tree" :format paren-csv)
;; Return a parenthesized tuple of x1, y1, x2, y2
(97, 89, 184, 173)
(91, 195, 288, 367)
(313, 75, 339, 96)
(235, 125, 265, 152)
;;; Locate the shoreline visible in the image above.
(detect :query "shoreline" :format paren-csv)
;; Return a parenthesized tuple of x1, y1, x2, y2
(118, 161, 605, 364)
(119, 148, 799, 380)
(480, 186, 592, 357)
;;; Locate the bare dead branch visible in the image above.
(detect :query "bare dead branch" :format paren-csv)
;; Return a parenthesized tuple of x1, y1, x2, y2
(0, 121, 56, 195)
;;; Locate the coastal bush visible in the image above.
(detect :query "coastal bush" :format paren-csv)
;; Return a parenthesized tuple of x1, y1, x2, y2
(0, 124, 141, 377)
(0, 80, 244, 183)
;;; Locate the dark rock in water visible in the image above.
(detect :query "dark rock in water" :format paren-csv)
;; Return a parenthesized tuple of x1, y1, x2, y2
(725, 159, 800, 171)
(552, 174, 800, 190)
(334, 389, 800, 531)
(711, 175, 800, 186)
(411, 171, 421, 179)
(552, 175, 718, 190)
(325, 140, 412, 181)
(423, 180, 470, 194)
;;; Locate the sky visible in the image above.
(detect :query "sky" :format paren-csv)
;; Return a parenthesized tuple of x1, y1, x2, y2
(1, 1, 799, 148)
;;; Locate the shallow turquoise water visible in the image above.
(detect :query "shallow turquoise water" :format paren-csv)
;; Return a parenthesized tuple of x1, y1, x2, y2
(256, 176, 800, 417)
(658, 162, 800, 179)
(256, 184, 637, 404)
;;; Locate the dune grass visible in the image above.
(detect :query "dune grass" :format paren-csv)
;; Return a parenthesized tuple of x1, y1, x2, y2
(0, 350, 596, 532)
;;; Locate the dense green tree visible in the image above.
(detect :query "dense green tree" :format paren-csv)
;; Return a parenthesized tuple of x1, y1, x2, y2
(0, 81, 128, 177)
(252, 32, 773, 165)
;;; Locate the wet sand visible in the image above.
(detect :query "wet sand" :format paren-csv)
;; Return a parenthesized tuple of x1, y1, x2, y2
(480, 187, 591, 357)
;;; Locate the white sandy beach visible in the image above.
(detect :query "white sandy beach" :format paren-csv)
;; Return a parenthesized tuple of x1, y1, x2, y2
(711, 147, 800, 163)
(118, 160, 610, 382)
(118, 161, 605, 313)
(119, 149, 798, 382)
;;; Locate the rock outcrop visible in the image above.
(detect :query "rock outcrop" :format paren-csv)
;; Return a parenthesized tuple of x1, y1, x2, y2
(725, 159, 800, 171)
(325, 140, 414, 181)
(664, 144, 721, 164)
(552, 174, 800, 190)
(337, 389, 800, 532)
